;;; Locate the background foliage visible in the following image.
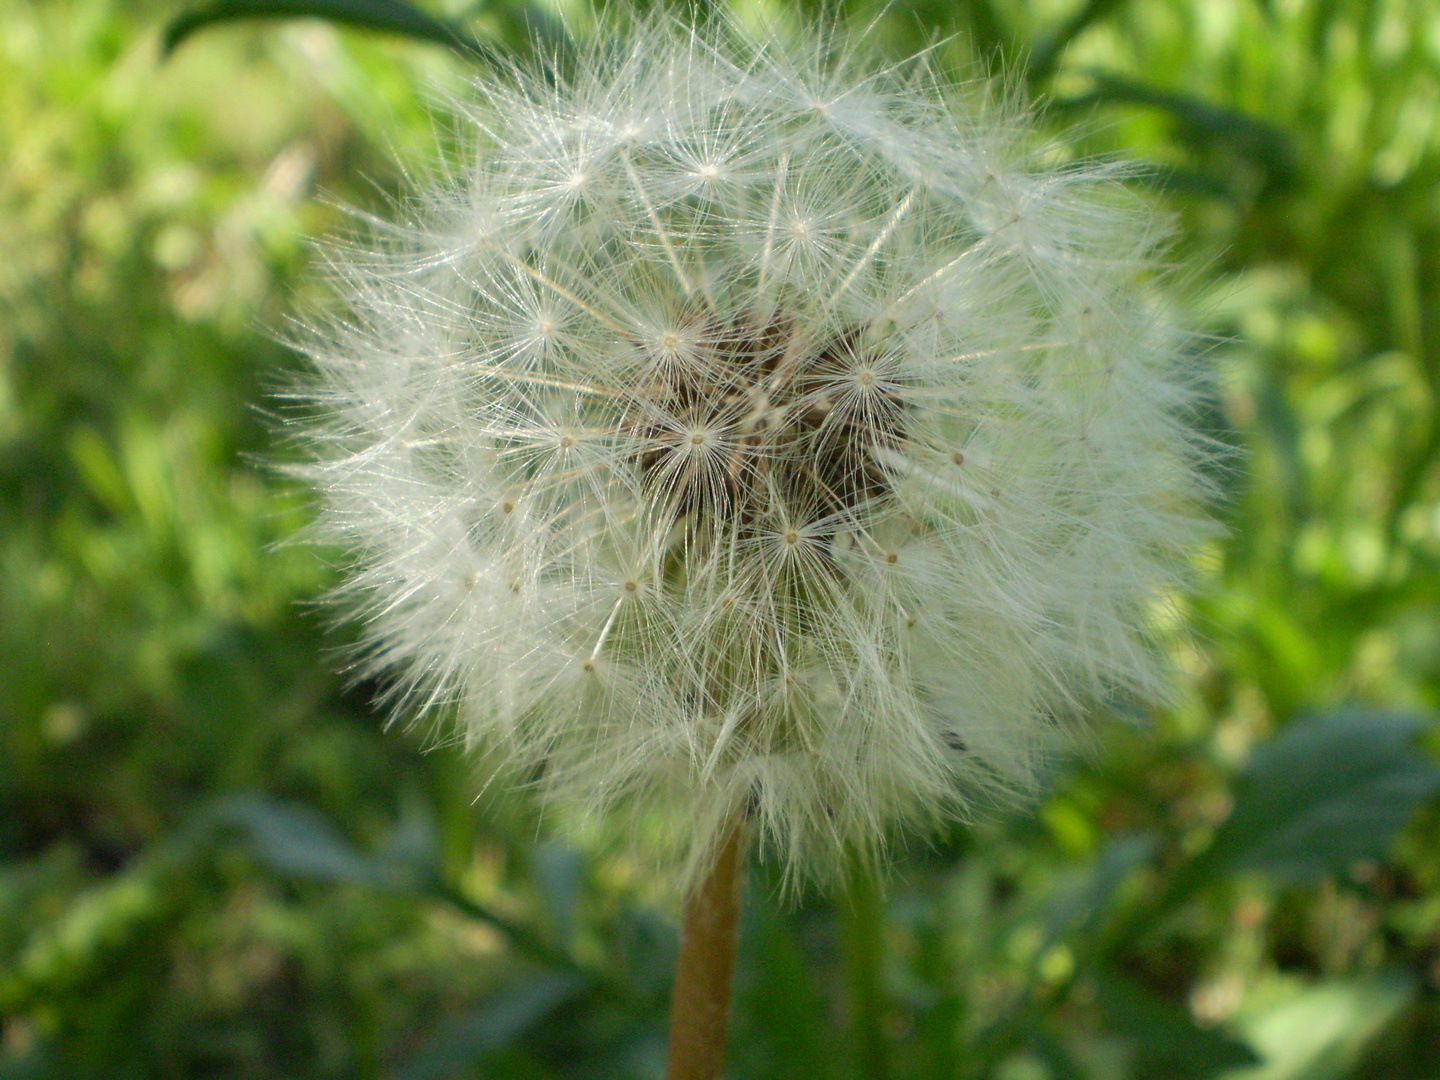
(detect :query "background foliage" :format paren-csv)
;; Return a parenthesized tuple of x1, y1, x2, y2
(4, 0, 1440, 1077)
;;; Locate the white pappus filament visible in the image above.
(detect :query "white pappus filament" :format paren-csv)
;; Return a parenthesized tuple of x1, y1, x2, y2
(294, 11, 1217, 887)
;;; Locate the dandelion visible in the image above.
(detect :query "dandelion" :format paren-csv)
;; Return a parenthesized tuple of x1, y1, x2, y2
(294, 11, 1213, 1076)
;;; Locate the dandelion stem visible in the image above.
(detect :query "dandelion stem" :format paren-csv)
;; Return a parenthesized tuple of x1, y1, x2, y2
(665, 819, 745, 1080)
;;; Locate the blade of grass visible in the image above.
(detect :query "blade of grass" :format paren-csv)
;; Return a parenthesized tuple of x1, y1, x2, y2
(163, 0, 489, 59)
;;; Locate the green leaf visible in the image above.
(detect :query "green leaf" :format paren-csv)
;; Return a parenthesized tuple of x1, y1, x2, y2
(1095, 971, 1260, 1076)
(1060, 71, 1298, 183)
(212, 795, 419, 891)
(530, 842, 584, 947)
(211, 796, 598, 978)
(0, 1049, 46, 1080)
(1158, 710, 1440, 917)
(1224, 710, 1440, 879)
(1028, 0, 1128, 83)
(1221, 973, 1417, 1080)
(388, 972, 588, 1080)
(1040, 831, 1157, 955)
(0, 864, 165, 1010)
(1028, 1031, 1089, 1080)
(1127, 161, 1235, 200)
(729, 882, 839, 1080)
(162, 0, 487, 57)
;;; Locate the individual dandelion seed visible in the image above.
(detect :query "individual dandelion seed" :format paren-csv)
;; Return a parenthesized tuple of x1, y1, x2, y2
(292, 9, 1216, 1030)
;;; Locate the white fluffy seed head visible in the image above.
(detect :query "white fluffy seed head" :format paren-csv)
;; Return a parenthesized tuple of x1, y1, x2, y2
(294, 12, 1217, 889)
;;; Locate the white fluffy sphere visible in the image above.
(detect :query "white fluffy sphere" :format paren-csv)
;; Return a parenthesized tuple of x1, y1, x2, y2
(296, 13, 1214, 885)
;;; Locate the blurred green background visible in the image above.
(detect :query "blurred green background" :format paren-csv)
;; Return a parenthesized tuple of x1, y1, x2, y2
(5, 0, 1440, 1077)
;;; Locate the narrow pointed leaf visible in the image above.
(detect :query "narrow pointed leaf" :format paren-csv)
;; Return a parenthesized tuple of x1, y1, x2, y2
(163, 0, 486, 57)
(1061, 71, 1298, 181)
(1029, 0, 1128, 82)
(212, 795, 417, 890)
(730, 889, 839, 1080)
(210, 796, 593, 976)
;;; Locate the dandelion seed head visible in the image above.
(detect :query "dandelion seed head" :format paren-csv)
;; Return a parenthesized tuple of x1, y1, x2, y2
(296, 11, 1217, 888)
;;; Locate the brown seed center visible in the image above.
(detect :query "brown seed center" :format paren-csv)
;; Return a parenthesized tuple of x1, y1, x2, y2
(632, 314, 906, 547)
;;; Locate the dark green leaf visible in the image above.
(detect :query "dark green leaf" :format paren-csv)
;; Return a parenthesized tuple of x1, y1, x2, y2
(212, 794, 418, 890)
(376, 798, 443, 876)
(1127, 161, 1235, 200)
(1220, 710, 1439, 879)
(162, 0, 487, 57)
(1157, 710, 1440, 916)
(1094, 972, 1260, 1075)
(1040, 831, 1157, 955)
(209, 796, 592, 976)
(729, 883, 838, 1080)
(388, 972, 588, 1080)
(0, 1049, 46, 1080)
(1029, 0, 1128, 83)
(1060, 71, 1299, 182)
(531, 843, 584, 947)
(1028, 1030, 1088, 1080)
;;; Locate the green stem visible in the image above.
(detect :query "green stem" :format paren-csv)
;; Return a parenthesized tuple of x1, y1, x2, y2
(842, 848, 890, 1080)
